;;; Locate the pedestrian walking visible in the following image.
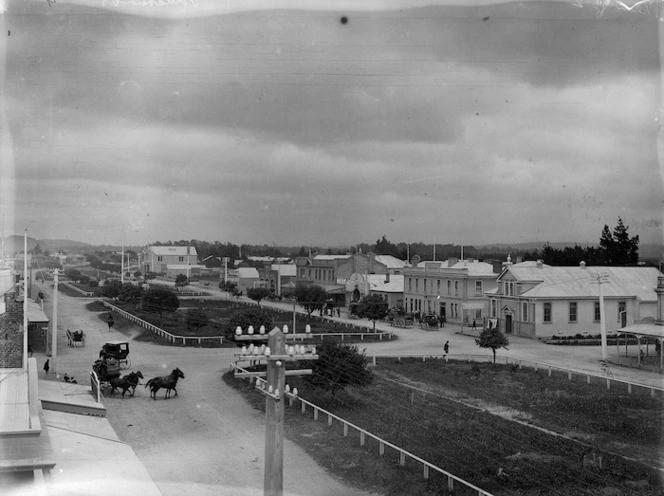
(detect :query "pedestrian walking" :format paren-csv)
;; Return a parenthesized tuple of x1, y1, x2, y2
(444, 341, 449, 355)
(441, 315, 446, 327)
(107, 314, 114, 332)
(472, 319, 477, 329)
(43, 359, 50, 375)
(336, 308, 340, 318)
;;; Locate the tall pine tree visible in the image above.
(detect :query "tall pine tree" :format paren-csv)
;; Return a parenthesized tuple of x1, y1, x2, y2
(599, 217, 639, 265)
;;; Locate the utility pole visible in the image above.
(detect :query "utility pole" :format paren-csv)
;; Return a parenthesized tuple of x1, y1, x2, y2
(23, 230, 28, 369)
(596, 272, 609, 362)
(121, 225, 125, 284)
(259, 328, 317, 496)
(51, 269, 59, 374)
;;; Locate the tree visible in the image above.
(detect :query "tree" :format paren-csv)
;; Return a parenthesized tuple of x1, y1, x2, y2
(599, 217, 639, 265)
(305, 341, 373, 397)
(141, 287, 179, 323)
(100, 279, 123, 299)
(374, 235, 400, 257)
(476, 328, 510, 364)
(294, 285, 328, 316)
(175, 274, 189, 288)
(119, 283, 143, 306)
(355, 294, 389, 331)
(247, 287, 272, 306)
(219, 280, 237, 294)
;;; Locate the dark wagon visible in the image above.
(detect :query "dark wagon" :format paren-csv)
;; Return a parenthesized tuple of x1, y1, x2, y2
(99, 340, 131, 368)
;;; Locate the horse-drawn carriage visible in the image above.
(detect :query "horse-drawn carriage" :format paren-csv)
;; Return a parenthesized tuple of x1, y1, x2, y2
(99, 340, 131, 368)
(66, 329, 86, 347)
(92, 341, 142, 397)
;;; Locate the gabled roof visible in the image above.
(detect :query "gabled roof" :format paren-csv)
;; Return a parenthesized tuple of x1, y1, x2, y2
(271, 264, 296, 277)
(367, 274, 404, 293)
(374, 255, 407, 269)
(237, 267, 259, 279)
(504, 262, 661, 301)
(313, 255, 351, 261)
(148, 246, 198, 256)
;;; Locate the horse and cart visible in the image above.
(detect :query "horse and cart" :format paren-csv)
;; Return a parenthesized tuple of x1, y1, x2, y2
(92, 340, 142, 397)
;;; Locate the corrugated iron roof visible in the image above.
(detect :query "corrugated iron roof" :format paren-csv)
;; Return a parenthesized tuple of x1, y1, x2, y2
(507, 263, 661, 301)
(148, 246, 198, 256)
(374, 255, 407, 269)
(367, 274, 404, 293)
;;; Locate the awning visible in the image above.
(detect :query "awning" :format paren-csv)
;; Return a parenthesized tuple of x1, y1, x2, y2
(617, 323, 664, 340)
(28, 300, 49, 323)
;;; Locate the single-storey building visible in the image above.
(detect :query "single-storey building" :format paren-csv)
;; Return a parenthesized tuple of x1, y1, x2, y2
(487, 259, 663, 339)
(345, 273, 404, 309)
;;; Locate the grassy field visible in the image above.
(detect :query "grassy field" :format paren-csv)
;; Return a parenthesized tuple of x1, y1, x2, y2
(225, 358, 663, 496)
(85, 299, 394, 347)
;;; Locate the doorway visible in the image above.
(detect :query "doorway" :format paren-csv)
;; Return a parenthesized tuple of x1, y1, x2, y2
(505, 314, 513, 334)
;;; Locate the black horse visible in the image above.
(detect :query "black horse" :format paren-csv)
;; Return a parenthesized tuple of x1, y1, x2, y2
(145, 368, 185, 400)
(110, 371, 144, 398)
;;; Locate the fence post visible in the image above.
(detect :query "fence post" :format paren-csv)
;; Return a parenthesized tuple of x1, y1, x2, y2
(360, 431, 365, 446)
(343, 422, 348, 437)
(423, 464, 429, 480)
(301, 402, 306, 414)
(447, 476, 454, 491)
(314, 407, 319, 421)
(568, 371, 572, 381)
(399, 451, 406, 466)
(627, 383, 632, 394)
(606, 378, 611, 391)
(587, 375, 591, 384)
(327, 414, 333, 426)
(379, 442, 384, 456)
(548, 366, 552, 377)
(372, 356, 376, 366)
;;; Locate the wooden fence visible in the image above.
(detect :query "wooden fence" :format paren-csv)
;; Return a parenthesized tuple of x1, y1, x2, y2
(368, 353, 664, 398)
(101, 301, 224, 346)
(232, 363, 493, 496)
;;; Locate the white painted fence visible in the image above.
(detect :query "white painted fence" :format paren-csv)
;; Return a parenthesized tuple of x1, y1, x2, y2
(101, 301, 223, 346)
(232, 363, 493, 496)
(369, 353, 664, 398)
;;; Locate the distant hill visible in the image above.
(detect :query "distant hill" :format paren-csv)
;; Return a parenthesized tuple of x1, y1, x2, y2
(2, 236, 93, 254)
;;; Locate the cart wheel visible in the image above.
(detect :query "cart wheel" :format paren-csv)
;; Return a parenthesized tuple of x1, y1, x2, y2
(122, 357, 131, 369)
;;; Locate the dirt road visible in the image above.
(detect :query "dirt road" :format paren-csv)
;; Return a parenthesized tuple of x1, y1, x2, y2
(39, 286, 379, 496)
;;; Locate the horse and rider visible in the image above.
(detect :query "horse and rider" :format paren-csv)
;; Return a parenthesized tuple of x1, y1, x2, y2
(145, 368, 185, 400)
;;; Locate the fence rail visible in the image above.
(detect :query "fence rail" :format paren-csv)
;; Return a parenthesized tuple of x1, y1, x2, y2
(101, 301, 223, 346)
(369, 353, 664, 398)
(232, 363, 493, 496)
(90, 370, 101, 403)
(60, 281, 94, 297)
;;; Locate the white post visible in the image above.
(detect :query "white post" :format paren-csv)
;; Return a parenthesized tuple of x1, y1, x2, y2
(51, 269, 59, 374)
(598, 273, 608, 362)
(121, 225, 125, 284)
(23, 230, 28, 369)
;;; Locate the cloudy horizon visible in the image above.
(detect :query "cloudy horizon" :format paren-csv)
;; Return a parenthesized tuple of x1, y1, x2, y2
(1, 0, 662, 248)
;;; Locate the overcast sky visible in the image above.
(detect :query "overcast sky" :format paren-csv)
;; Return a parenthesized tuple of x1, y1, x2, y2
(1, 0, 662, 248)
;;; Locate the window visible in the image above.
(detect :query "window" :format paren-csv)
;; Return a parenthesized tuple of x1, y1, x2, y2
(543, 302, 552, 323)
(569, 302, 577, 323)
(475, 309, 482, 319)
(157, 256, 163, 262)
(437, 280, 441, 294)
(491, 299, 497, 318)
(408, 278, 412, 292)
(415, 279, 419, 292)
(594, 302, 600, 322)
(454, 281, 459, 296)
(475, 281, 483, 296)
(178, 256, 184, 262)
(618, 301, 626, 322)
(424, 279, 427, 293)
(447, 280, 451, 295)
(522, 302, 528, 322)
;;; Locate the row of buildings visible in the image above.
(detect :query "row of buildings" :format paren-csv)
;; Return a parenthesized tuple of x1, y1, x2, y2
(141, 245, 663, 340)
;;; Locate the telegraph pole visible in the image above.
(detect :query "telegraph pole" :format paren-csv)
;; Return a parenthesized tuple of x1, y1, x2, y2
(23, 230, 28, 369)
(235, 327, 317, 496)
(51, 269, 59, 374)
(596, 272, 609, 362)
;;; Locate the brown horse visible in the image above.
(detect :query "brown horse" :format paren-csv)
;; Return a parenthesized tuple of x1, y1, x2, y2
(145, 368, 185, 400)
(109, 371, 144, 398)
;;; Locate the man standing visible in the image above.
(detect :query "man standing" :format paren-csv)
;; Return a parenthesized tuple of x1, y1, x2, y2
(43, 359, 50, 375)
(444, 341, 449, 355)
(107, 314, 115, 332)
